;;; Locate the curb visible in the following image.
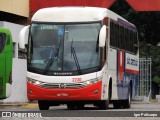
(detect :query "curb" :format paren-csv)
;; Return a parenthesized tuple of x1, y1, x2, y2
(132, 99, 158, 104)
(0, 102, 28, 106)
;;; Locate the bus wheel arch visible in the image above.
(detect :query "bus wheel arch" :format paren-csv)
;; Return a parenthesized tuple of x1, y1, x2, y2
(96, 77, 112, 110)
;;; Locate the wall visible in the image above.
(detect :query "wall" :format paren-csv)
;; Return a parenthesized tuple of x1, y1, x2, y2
(0, 0, 29, 17)
(30, 0, 115, 16)
(0, 21, 28, 103)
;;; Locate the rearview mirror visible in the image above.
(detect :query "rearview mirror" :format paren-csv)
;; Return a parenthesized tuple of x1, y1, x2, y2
(99, 25, 106, 47)
(19, 26, 29, 49)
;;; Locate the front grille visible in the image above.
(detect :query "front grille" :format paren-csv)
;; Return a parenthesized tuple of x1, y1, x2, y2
(39, 83, 86, 89)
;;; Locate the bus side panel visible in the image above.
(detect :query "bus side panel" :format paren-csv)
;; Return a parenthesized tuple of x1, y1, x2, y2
(0, 53, 6, 99)
(116, 50, 139, 100)
(116, 50, 125, 99)
(4, 33, 13, 98)
(125, 53, 139, 99)
(123, 72, 139, 99)
(5, 50, 12, 98)
(107, 47, 118, 100)
(0, 29, 13, 99)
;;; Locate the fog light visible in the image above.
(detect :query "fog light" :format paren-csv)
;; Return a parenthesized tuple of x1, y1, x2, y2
(94, 90, 98, 94)
(28, 90, 32, 94)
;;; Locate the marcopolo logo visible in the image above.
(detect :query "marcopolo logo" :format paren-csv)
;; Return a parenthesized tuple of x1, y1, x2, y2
(59, 83, 66, 89)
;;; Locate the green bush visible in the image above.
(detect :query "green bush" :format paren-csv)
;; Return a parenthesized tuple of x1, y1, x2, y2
(153, 76, 160, 85)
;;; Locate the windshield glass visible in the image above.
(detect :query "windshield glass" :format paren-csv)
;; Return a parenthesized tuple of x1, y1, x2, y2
(0, 33, 6, 53)
(28, 22, 101, 75)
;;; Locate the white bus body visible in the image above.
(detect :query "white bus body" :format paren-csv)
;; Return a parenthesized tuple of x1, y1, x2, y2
(19, 7, 139, 110)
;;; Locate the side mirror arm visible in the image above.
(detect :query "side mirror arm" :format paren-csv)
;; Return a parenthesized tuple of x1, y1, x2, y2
(99, 25, 106, 47)
(19, 26, 29, 49)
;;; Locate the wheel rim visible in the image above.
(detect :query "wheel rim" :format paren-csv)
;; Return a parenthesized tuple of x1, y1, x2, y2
(129, 91, 131, 106)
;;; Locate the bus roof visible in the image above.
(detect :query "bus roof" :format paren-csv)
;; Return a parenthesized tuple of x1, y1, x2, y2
(0, 28, 12, 35)
(32, 7, 134, 25)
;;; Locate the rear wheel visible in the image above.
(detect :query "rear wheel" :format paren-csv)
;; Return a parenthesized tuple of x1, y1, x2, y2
(123, 88, 131, 108)
(113, 100, 122, 109)
(38, 100, 50, 110)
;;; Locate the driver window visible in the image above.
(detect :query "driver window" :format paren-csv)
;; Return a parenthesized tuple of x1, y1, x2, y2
(0, 33, 6, 53)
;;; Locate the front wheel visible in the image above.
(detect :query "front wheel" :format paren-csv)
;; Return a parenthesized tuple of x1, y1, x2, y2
(38, 100, 50, 110)
(98, 100, 109, 110)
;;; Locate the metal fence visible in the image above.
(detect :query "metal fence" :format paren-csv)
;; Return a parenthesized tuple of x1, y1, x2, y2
(136, 58, 152, 100)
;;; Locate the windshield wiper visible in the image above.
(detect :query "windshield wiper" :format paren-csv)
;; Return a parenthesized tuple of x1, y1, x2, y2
(55, 36, 63, 58)
(43, 36, 63, 75)
(43, 48, 55, 75)
(71, 39, 81, 75)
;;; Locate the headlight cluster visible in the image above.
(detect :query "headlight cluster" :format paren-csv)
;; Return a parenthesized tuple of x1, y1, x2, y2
(82, 76, 102, 86)
(27, 76, 102, 88)
(27, 78, 43, 86)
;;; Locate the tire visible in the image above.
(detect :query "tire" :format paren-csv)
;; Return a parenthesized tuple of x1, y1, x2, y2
(98, 100, 109, 110)
(38, 100, 50, 110)
(113, 100, 122, 109)
(98, 84, 110, 110)
(123, 89, 131, 108)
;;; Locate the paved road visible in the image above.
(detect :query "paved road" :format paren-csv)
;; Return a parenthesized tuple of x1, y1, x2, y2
(0, 102, 160, 111)
(0, 103, 160, 120)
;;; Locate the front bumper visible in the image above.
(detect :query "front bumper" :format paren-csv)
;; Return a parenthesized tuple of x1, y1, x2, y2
(27, 81, 102, 101)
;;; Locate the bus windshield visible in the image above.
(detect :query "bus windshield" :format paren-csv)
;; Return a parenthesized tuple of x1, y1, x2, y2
(28, 22, 101, 75)
(0, 33, 6, 53)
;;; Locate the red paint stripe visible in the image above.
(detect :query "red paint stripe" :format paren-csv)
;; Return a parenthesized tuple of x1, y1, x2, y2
(125, 69, 139, 74)
(118, 51, 125, 81)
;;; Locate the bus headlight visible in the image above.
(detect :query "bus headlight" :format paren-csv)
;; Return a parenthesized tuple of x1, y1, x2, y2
(86, 80, 90, 85)
(35, 81, 41, 85)
(27, 78, 43, 86)
(83, 76, 102, 86)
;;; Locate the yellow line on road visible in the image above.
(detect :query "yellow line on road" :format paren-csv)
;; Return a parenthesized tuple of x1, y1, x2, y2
(22, 103, 38, 108)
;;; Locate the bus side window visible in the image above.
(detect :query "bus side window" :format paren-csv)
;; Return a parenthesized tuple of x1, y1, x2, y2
(110, 21, 113, 46)
(115, 23, 118, 48)
(134, 32, 138, 54)
(118, 25, 122, 49)
(0, 33, 6, 53)
(105, 28, 109, 60)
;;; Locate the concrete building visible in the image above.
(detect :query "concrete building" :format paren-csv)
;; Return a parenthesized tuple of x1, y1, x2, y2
(0, 0, 29, 17)
(0, 0, 29, 24)
(0, 0, 29, 103)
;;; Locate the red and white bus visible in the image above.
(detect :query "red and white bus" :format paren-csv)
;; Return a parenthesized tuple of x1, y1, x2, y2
(19, 7, 139, 110)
